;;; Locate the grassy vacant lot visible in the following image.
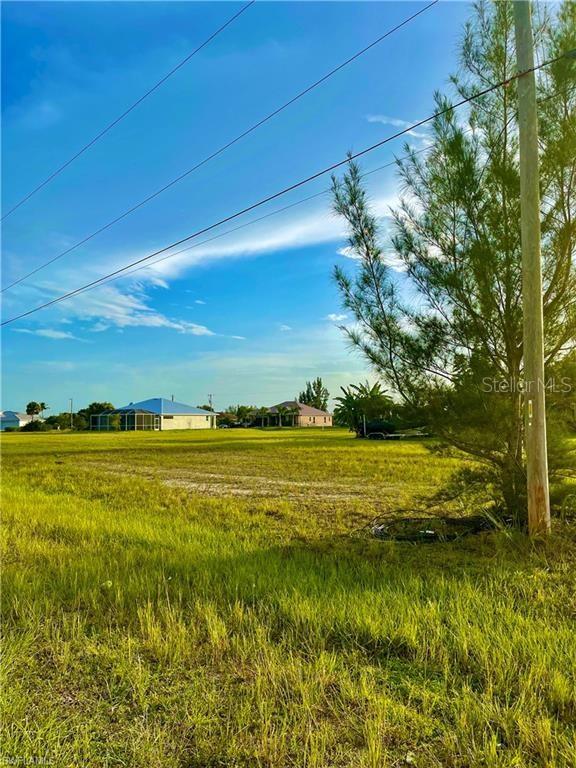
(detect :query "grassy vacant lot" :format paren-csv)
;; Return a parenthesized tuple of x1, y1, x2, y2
(2, 428, 575, 767)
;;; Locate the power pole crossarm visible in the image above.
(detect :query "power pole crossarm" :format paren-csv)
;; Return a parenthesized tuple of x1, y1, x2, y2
(514, 0, 551, 536)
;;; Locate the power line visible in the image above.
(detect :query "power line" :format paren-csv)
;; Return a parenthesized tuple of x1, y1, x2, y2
(21, 85, 568, 305)
(96, 149, 433, 288)
(1, 0, 439, 293)
(2, 52, 572, 328)
(107, 83, 572, 288)
(0, 1, 256, 223)
(7, 146, 435, 299)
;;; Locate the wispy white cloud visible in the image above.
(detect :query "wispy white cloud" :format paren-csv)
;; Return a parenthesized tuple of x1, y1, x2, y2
(180, 323, 214, 336)
(90, 322, 110, 333)
(145, 276, 169, 289)
(337, 245, 360, 261)
(366, 114, 431, 143)
(37, 360, 79, 371)
(337, 245, 406, 272)
(279, 324, 292, 332)
(131, 192, 399, 284)
(36, 283, 216, 336)
(140, 207, 347, 280)
(3, 190, 399, 335)
(326, 313, 347, 322)
(13, 327, 83, 341)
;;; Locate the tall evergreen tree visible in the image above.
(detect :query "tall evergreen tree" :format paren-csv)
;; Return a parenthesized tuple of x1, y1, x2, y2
(299, 377, 330, 410)
(332, 1, 575, 521)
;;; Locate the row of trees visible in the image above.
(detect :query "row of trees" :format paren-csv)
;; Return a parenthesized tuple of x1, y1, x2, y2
(217, 404, 259, 427)
(216, 379, 418, 434)
(20, 402, 115, 431)
(19, 381, 333, 431)
(217, 379, 332, 427)
(24, 388, 419, 436)
(331, 1, 575, 522)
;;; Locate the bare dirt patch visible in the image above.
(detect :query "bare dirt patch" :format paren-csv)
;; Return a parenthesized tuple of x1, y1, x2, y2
(86, 462, 402, 502)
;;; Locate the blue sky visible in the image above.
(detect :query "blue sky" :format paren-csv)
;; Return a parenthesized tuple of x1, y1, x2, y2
(1, 0, 471, 413)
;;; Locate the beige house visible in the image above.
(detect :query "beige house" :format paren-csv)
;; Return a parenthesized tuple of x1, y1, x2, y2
(265, 401, 332, 427)
(91, 398, 215, 431)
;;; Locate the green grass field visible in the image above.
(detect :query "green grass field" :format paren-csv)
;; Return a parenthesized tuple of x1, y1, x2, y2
(2, 428, 575, 767)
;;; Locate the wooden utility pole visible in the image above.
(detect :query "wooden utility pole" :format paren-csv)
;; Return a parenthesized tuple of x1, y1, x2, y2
(514, 0, 551, 535)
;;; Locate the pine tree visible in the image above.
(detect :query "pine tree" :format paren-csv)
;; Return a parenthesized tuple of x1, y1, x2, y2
(332, 1, 575, 522)
(299, 377, 330, 410)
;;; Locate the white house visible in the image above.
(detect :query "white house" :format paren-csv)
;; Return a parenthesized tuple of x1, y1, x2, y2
(91, 398, 216, 431)
(0, 411, 36, 431)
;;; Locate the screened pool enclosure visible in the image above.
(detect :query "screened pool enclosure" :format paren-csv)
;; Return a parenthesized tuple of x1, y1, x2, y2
(90, 408, 160, 431)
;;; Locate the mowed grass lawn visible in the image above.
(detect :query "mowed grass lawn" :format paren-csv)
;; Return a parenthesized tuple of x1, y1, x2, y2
(1, 428, 575, 767)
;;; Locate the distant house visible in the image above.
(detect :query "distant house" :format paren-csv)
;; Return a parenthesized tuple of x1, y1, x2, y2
(91, 398, 216, 431)
(0, 411, 37, 431)
(264, 401, 332, 428)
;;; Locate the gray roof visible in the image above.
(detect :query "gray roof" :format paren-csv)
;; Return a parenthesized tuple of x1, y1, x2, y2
(0, 411, 33, 420)
(115, 398, 212, 416)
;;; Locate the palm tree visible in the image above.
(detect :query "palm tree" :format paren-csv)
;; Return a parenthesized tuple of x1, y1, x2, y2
(334, 382, 394, 436)
(255, 407, 270, 428)
(39, 402, 49, 419)
(287, 404, 299, 427)
(25, 401, 41, 422)
(333, 387, 361, 435)
(275, 405, 288, 428)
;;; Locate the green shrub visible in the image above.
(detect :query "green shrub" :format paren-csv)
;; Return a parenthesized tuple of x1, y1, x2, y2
(20, 420, 51, 432)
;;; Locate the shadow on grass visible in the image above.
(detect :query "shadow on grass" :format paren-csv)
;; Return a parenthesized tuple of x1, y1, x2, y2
(4, 522, 576, 766)
(6, 522, 572, 634)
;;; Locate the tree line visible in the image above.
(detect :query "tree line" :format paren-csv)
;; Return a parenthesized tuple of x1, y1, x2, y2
(16, 402, 114, 432)
(13, 381, 336, 431)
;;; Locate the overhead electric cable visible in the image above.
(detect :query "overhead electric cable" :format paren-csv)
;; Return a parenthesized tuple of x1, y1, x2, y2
(1, 0, 439, 293)
(2, 51, 573, 327)
(0, 1, 256, 222)
(96, 84, 572, 287)
(97, 147, 435, 287)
